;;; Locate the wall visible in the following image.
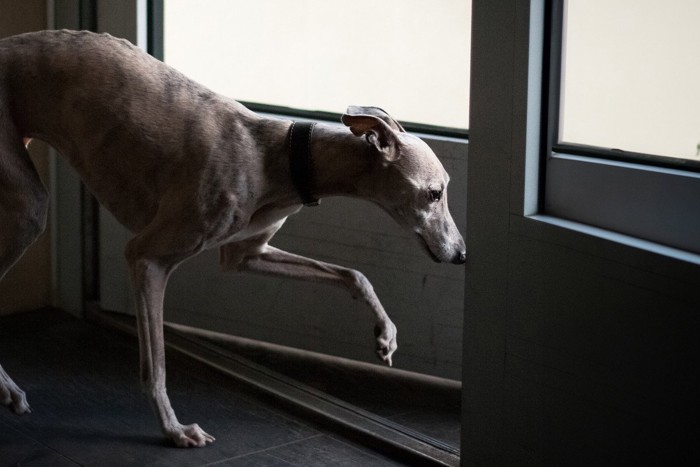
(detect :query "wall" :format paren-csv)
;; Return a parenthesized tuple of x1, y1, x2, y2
(0, 0, 52, 315)
(462, 0, 700, 464)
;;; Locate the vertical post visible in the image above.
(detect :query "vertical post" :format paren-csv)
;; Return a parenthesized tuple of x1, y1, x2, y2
(93, 0, 149, 315)
(148, 0, 163, 60)
(80, 0, 100, 305)
(52, 0, 85, 316)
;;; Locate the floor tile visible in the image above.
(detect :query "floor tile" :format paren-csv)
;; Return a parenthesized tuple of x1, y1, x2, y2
(218, 435, 404, 467)
(0, 421, 80, 466)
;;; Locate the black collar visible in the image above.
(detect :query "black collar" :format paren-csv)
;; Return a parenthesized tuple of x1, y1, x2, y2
(288, 121, 320, 207)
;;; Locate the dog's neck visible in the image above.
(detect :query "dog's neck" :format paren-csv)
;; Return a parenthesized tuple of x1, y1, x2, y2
(306, 122, 376, 200)
(252, 117, 377, 209)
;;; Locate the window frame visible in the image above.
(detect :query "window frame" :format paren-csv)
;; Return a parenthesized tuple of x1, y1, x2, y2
(544, 0, 700, 173)
(540, 0, 700, 256)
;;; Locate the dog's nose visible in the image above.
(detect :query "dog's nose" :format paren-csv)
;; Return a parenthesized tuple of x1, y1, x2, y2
(453, 250, 467, 264)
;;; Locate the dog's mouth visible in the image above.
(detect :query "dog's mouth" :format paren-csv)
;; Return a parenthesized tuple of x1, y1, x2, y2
(416, 234, 442, 263)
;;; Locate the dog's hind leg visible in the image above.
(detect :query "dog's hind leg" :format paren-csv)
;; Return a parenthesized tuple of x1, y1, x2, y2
(0, 124, 49, 415)
(0, 132, 49, 282)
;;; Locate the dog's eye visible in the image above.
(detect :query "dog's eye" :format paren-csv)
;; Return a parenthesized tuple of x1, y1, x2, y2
(429, 190, 443, 202)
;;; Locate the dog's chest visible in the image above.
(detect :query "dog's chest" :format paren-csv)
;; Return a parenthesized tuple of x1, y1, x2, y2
(216, 203, 302, 245)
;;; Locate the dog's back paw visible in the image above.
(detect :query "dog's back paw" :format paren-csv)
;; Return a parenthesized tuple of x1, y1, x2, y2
(167, 422, 215, 448)
(1, 385, 31, 415)
(0, 365, 31, 415)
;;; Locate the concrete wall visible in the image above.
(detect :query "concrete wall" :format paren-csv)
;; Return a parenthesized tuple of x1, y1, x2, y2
(462, 0, 700, 464)
(0, 0, 52, 315)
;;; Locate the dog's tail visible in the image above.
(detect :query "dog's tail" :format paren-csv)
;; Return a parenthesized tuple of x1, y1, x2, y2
(23, 137, 31, 148)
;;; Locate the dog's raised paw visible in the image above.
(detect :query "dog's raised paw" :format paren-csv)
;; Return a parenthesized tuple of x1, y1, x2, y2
(374, 320, 398, 367)
(12, 397, 31, 415)
(169, 423, 216, 448)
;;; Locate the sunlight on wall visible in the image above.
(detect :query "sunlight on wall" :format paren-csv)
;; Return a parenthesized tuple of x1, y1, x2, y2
(164, 0, 471, 129)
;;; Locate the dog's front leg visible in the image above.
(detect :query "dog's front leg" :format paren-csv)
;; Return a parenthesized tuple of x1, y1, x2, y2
(126, 247, 215, 447)
(226, 245, 398, 366)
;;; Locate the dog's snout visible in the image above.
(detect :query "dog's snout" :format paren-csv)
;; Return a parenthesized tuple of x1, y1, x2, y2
(453, 249, 467, 265)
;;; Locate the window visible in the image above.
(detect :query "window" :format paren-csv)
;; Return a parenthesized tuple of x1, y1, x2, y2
(558, 0, 700, 165)
(162, 0, 471, 134)
(543, 0, 700, 256)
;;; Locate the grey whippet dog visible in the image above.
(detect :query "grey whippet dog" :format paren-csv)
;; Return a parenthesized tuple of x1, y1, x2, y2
(0, 30, 466, 447)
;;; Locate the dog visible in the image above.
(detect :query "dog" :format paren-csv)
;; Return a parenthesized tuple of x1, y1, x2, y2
(0, 30, 466, 447)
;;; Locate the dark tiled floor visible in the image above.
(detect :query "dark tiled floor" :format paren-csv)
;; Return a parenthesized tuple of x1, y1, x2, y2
(0, 310, 403, 466)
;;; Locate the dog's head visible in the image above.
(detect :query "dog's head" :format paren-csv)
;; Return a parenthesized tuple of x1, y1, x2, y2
(342, 106, 466, 265)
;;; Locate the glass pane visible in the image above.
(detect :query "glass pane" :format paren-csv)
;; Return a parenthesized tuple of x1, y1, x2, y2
(163, 0, 470, 129)
(560, 0, 700, 160)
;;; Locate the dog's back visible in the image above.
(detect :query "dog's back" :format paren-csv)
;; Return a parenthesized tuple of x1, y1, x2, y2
(2, 30, 163, 139)
(0, 30, 260, 231)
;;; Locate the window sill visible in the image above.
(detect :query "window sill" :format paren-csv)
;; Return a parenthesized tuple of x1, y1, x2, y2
(544, 153, 700, 255)
(524, 214, 700, 267)
(510, 214, 700, 300)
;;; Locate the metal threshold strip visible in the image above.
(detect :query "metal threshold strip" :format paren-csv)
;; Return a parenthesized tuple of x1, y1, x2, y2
(86, 307, 460, 466)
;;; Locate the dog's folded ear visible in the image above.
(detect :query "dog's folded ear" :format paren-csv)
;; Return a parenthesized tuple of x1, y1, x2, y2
(344, 106, 405, 132)
(341, 109, 402, 162)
